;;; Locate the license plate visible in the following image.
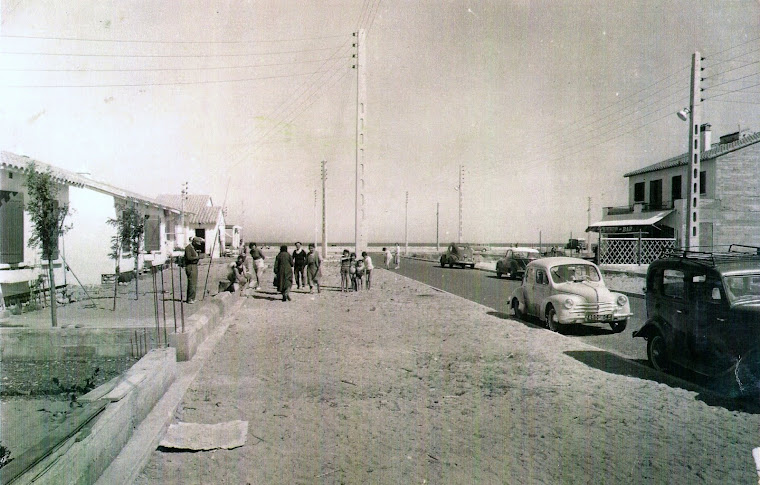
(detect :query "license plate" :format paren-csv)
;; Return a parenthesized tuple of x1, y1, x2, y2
(586, 314, 612, 322)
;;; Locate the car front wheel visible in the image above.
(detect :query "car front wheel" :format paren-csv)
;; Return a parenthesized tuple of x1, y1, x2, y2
(647, 333, 669, 372)
(609, 319, 627, 333)
(546, 306, 561, 333)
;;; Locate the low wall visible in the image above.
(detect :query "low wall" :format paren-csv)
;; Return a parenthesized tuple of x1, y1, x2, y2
(6, 348, 176, 485)
(0, 326, 156, 361)
(169, 292, 236, 361)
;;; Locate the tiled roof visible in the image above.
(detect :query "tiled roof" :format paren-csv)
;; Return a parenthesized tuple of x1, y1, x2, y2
(156, 194, 221, 225)
(1, 151, 179, 212)
(623, 131, 760, 177)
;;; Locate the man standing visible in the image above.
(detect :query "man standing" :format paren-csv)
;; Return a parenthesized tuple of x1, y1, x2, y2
(394, 242, 401, 270)
(249, 242, 265, 290)
(185, 236, 203, 304)
(292, 242, 308, 290)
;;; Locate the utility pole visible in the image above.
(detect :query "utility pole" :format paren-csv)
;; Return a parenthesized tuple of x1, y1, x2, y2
(686, 51, 702, 250)
(314, 189, 318, 249)
(404, 191, 409, 255)
(586, 196, 591, 251)
(181, 182, 188, 245)
(436, 202, 440, 252)
(353, 29, 367, 255)
(458, 165, 464, 244)
(321, 160, 327, 259)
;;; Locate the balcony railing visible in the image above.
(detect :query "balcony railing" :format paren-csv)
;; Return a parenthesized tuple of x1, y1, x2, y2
(604, 200, 675, 216)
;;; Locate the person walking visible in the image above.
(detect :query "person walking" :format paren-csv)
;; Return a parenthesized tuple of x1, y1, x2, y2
(273, 245, 294, 302)
(184, 236, 203, 304)
(240, 245, 253, 288)
(394, 243, 401, 270)
(292, 242, 308, 290)
(383, 247, 392, 269)
(249, 242, 265, 290)
(306, 243, 322, 293)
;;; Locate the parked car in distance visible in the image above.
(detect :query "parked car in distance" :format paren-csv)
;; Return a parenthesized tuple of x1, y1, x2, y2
(632, 247, 760, 391)
(440, 243, 475, 269)
(510, 257, 632, 333)
(496, 247, 539, 279)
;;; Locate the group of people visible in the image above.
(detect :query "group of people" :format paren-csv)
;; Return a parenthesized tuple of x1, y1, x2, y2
(383, 244, 401, 270)
(339, 250, 374, 292)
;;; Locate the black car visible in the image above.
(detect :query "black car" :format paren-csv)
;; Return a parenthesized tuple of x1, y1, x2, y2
(633, 246, 760, 393)
(440, 243, 475, 269)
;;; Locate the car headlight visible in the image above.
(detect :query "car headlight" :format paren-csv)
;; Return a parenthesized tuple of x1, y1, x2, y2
(617, 295, 628, 306)
(563, 298, 574, 309)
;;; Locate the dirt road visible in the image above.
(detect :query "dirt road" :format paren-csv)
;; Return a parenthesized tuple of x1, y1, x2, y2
(136, 264, 760, 484)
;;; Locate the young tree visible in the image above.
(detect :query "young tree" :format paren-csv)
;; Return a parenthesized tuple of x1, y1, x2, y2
(107, 199, 145, 308)
(24, 162, 70, 327)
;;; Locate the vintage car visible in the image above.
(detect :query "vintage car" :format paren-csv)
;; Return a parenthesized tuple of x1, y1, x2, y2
(440, 243, 475, 269)
(496, 247, 539, 279)
(510, 257, 632, 333)
(632, 247, 760, 389)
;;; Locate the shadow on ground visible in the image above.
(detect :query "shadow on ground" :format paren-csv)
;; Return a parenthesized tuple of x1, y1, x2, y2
(565, 349, 760, 414)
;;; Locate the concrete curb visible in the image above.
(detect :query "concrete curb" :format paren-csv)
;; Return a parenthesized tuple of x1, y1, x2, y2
(168, 292, 235, 361)
(95, 295, 245, 485)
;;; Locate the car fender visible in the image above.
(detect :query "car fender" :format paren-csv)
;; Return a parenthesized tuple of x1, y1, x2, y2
(632, 318, 666, 341)
(510, 288, 527, 314)
(545, 293, 584, 323)
(609, 291, 633, 317)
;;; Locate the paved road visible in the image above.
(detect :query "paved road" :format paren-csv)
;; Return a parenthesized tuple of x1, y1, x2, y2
(391, 257, 648, 361)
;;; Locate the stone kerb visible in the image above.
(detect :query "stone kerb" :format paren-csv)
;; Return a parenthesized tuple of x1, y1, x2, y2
(168, 292, 233, 362)
(10, 347, 177, 485)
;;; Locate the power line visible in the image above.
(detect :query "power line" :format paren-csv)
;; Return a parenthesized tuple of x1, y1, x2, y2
(703, 77, 760, 101)
(0, 55, 353, 72)
(366, 0, 383, 35)
(0, 44, 344, 59)
(702, 34, 760, 62)
(0, 32, 350, 44)
(1, 67, 338, 88)
(706, 97, 760, 105)
(704, 68, 760, 90)
(702, 57, 760, 80)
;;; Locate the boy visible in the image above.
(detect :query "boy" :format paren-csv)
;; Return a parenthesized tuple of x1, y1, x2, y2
(355, 255, 365, 290)
(362, 251, 373, 290)
(340, 249, 351, 292)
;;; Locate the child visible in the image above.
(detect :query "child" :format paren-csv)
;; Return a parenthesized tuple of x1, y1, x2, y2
(355, 256, 365, 290)
(306, 243, 321, 294)
(362, 251, 373, 290)
(340, 249, 351, 292)
(383, 247, 392, 269)
(349, 252, 357, 291)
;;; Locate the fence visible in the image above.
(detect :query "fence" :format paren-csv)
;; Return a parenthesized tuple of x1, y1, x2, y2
(599, 237, 675, 265)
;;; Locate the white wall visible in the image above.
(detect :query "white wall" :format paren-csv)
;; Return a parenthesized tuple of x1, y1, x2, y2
(63, 186, 119, 285)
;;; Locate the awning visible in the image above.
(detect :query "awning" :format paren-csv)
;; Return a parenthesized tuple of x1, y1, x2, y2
(586, 210, 673, 234)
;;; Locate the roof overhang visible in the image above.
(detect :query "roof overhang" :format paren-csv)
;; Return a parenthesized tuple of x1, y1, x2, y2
(586, 210, 673, 234)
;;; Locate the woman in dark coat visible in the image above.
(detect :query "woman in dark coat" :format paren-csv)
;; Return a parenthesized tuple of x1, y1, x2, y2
(273, 245, 294, 301)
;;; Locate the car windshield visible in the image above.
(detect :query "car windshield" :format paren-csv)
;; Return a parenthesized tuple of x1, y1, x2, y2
(514, 251, 538, 260)
(550, 264, 601, 283)
(723, 274, 760, 304)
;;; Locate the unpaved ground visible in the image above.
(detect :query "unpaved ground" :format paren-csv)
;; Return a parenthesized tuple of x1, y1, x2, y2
(136, 264, 760, 484)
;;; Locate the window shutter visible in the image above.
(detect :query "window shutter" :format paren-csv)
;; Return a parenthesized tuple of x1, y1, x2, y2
(0, 191, 24, 264)
(144, 217, 161, 252)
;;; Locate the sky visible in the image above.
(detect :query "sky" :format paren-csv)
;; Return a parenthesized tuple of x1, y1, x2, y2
(2, 1, 760, 245)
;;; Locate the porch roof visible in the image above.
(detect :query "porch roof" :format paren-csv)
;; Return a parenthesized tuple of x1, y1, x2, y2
(586, 210, 673, 233)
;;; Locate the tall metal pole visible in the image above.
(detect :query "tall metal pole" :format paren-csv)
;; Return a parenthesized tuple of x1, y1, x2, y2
(181, 182, 188, 246)
(458, 165, 463, 244)
(321, 160, 327, 259)
(404, 191, 409, 255)
(436, 202, 440, 252)
(314, 189, 318, 248)
(686, 52, 702, 250)
(354, 29, 367, 255)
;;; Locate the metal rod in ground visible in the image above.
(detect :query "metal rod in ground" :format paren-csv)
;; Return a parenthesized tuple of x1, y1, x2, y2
(202, 229, 220, 301)
(144, 327, 148, 355)
(161, 263, 167, 346)
(152, 267, 159, 346)
(178, 260, 185, 333)
(170, 256, 177, 333)
(134, 330, 139, 358)
(130, 337, 134, 359)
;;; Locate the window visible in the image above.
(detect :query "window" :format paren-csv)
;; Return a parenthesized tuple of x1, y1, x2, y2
(0, 191, 24, 264)
(671, 175, 682, 201)
(144, 216, 161, 252)
(700, 170, 707, 195)
(662, 269, 685, 299)
(536, 269, 549, 285)
(649, 179, 663, 207)
(634, 182, 645, 202)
